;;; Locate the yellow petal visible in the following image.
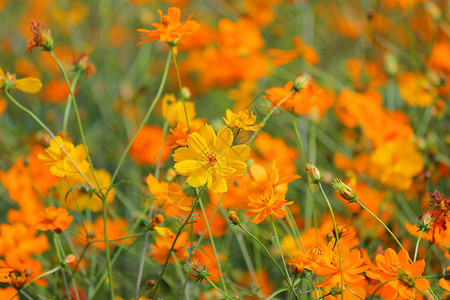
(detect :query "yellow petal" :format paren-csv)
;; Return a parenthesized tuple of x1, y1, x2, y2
(14, 77, 42, 93)
(173, 147, 200, 162)
(186, 169, 209, 187)
(214, 126, 233, 151)
(226, 145, 250, 161)
(174, 160, 207, 176)
(208, 170, 228, 193)
(187, 132, 208, 155)
(0, 67, 5, 79)
(155, 226, 173, 237)
(199, 124, 216, 148)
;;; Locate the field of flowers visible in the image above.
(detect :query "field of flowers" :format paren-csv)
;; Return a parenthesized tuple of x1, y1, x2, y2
(0, 0, 449, 299)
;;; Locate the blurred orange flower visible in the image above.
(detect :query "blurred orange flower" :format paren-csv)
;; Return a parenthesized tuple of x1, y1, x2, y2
(137, 7, 199, 46)
(128, 125, 171, 166)
(148, 231, 190, 264)
(36, 206, 73, 233)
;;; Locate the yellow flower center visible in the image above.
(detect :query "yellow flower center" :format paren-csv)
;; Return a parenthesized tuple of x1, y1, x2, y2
(309, 246, 324, 260)
(259, 193, 272, 205)
(207, 152, 217, 166)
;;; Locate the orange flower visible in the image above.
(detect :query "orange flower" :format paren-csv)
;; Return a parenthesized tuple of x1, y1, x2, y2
(192, 245, 225, 283)
(128, 125, 171, 166)
(166, 121, 201, 149)
(0, 223, 49, 258)
(25, 20, 54, 53)
(136, 7, 199, 46)
(36, 206, 73, 234)
(245, 187, 293, 224)
(148, 231, 190, 264)
(366, 248, 430, 299)
(269, 36, 319, 67)
(41, 79, 71, 103)
(315, 249, 368, 291)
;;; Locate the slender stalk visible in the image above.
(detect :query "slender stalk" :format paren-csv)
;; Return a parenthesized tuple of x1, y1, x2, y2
(4, 89, 95, 191)
(53, 234, 71, 298)
(62, 69, 82, 134)
(355, 200, 406, 253)
(270, 216, 292, 285)
(151, 186, 207, 298)
(248, 90, 295, 145)
(318, 183, 344, 300)
(238, 224, 299, 300)
(107, 51, 171, 193)
(170, 46, 190, 131)
(101, 198, 115, 298)
(205, 276, 235, 300)
(49, 50, 103, 198)
(198, 199, 228, 295)
(413, 227, 426, 262)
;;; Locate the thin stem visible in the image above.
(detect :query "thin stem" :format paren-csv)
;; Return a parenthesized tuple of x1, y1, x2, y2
(270, 216, 292, 285)
(170, 47, 190, 131)
(198, 198, 228, 295)
(238, 224, 299, 300)
(49, 50, 103, 199)
(248, 90, 295, 145)
(4, 89, 95, 191)
(102, 198, 115, 299)
(318, 183, 344, 300)
(413, 228, 426, 262)
(151, 186, 207, 298)
(62, 69, 82, 134)
(355, 200, 406, 254)
(205, 276, 235, 300)
(107, 51, 171, 194)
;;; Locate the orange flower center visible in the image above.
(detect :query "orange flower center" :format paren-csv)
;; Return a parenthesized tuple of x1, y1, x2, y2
(396, 268, 415, 287)
(162, 16, 170, 27)
(309, 246, 324, 261)
(260, 193, 272, 205)
(207, 152, 217, 166)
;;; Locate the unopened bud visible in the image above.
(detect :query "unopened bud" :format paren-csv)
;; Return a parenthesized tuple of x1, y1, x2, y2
(228, 210, 240, 225)
(331, 178, 357, 202)
(330, 284, 344, 296)
(293, 73, 311, 91)
(304, 162, 322, 184)
(181, 86, 191, 100)
(149, 214, 165, 228)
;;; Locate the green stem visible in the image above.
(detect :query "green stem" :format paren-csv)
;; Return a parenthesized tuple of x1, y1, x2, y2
(62, 69, 82, 134)
(413, 227, 426, 262)
(151, 186, 207, 298)
(170, 47, 190, 131)
(4, 89, 95, 191)
(49, 50, 103, 199)
(198, 199, 228, 295)
(239, 224, 299, 300)
(248, 90, 295, 145)
(318, 183, 344, 300)
(270, 216, 292, 285)
(102, 198, 115, 299)
(355, 200, 406, 254)
(205, 276, 235, 300)
(107, 51, 171, 194)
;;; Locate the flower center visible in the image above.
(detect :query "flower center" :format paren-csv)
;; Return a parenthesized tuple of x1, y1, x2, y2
(162, 16, 169, 27)
(207, 152, 217, 166)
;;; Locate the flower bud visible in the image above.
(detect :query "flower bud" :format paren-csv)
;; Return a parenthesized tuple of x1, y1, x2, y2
(228, 210, 240, 225)
(330, 284, 344, 296)
(332, 178, 357, 202)
(293, 73, 311, 91)
(149, 214, 165, 228)
(185, 258, 210, 283)
(304, 162, 322, 184)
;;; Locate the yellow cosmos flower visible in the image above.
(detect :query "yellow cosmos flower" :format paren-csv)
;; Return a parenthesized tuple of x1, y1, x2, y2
(38, 136, 90, 177)
(173, 124, 250, 193)
(161, 93, 196, 126)
(0, 67, 42, 94)
(223, 109, 265, 131)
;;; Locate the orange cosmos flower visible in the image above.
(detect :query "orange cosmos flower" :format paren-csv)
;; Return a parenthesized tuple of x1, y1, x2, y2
(25, 20, 54, 54)
(148, 231, 190, 264)
(36, 206, 73, 234)
(315, 249, 368, 291)
(38, 136, 90, 178)
(173, 124, 250, 193)
(166, 121, 201, 149)
(366, 248, 430, 299)
(0, 67, 42, 94)
(128, 125, 171, 166)
(136, 7, 199, 46)
(245, 187, 293, 224)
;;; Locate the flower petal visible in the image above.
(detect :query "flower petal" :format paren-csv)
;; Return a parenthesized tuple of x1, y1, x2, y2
(14, 77, 42, 93)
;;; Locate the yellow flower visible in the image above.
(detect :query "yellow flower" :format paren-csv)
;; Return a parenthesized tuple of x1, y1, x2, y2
(0, 67, 42, 94)
(223, 109, 265, 131)
(38, 136, 90, 177)
(161, 93, 196, 126)
(173, 124, 250, 193)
